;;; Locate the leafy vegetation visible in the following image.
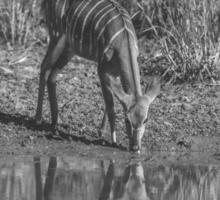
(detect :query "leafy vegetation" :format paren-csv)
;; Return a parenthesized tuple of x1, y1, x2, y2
(0, 0, 220, 82)
(0, 0, 46, 48)
(121, 0, 220, 82)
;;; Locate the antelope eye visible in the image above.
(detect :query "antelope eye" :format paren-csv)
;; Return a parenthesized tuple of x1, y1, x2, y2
(143, 118, 148, 124)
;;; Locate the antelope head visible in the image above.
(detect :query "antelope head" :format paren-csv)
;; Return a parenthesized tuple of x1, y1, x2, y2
(110, 76, 160, 153)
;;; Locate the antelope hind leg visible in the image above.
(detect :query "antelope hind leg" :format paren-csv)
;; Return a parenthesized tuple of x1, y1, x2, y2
(35, 34, 67, 126)
(35, 43, 54, 125)
(47, 49, 70, 129)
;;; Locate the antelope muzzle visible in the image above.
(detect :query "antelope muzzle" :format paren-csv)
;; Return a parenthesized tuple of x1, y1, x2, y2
(129, 125, 145, 153)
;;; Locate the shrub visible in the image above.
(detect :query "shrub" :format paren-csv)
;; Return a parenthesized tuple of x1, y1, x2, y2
(120, 0, 220, 82)
(0, 0, 219, 82)
(0, 0, 45, 48)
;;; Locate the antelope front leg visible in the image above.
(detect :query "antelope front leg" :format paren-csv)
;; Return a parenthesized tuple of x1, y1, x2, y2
(35, 43, 56, 125)
(36, 67, 53, 126)
(35, 35, 68, 128)
(98, 68, 116, 146)
(35, 70, 47, 125)
(47, 54, 70, 130)
(47, 68, 59, 128)
(35, 44, 54, 125)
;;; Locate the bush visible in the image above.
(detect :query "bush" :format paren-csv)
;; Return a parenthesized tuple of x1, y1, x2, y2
(0, 0, 45, 47)
(119, 0, 220, 82)
(0, 0, 219, 82)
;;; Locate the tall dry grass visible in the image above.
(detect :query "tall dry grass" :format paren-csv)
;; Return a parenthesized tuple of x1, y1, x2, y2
(0, 0, 219, 82)
(122, 0, 220, 82)
(0, 0, 45, 48)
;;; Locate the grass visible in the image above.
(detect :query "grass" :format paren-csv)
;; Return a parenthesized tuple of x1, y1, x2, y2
(0, 0, 220, 83)
(0, 0, 45, 48)
(128, 0, 220, 83)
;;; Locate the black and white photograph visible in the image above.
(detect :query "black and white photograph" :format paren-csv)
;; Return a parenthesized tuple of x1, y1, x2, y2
(0, 0, 219, 199)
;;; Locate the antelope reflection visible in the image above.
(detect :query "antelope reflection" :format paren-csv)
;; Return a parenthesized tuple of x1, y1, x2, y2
(35, 158, 150, 200)
(34, 157, 57, 200)
(0, 157, 220, 200)
(34, 156, 104, 200)
(100, 161, 149, 200)
(99, 161, 220, 200)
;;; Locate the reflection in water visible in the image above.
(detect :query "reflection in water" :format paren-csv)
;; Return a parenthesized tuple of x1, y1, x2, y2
(0, 157, 219, 200)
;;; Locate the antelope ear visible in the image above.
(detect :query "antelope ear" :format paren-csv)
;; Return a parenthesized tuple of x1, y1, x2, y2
(108, 77, 134, 109)
(144, 76, 160, 104)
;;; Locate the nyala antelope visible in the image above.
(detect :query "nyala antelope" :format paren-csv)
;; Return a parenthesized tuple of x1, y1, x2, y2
(35, 0, 160, 153)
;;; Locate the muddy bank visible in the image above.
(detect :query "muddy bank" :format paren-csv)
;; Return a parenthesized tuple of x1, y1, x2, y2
(0, 47, 219, 161)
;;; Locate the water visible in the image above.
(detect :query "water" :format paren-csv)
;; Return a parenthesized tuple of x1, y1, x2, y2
(0, 156, 220, 200)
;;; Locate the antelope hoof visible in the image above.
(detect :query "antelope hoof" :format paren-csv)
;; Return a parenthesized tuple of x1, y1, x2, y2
(51, 123, 58, 132)
(112, 142, 117, 148)
(50, 124, 62, 139)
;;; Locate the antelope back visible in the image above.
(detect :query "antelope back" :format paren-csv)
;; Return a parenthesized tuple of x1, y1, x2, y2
(41, 0, 137, 62)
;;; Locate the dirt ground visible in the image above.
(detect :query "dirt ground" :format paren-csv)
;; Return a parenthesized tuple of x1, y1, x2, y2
(0, 46, 219, 163)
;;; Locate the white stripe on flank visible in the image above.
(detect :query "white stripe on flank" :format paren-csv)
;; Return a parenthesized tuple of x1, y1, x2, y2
(89, 4, 112, 56)
(97, 14, 120, 40)
(68, 0, 84, 30)
(79, 0, 105, 53)
(103, 28, 124, 54)
(70, 1, 90, 44)
(94, 7, 115, 30)
(93, 4, 112, 20)
(91, 4, 112, 25)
